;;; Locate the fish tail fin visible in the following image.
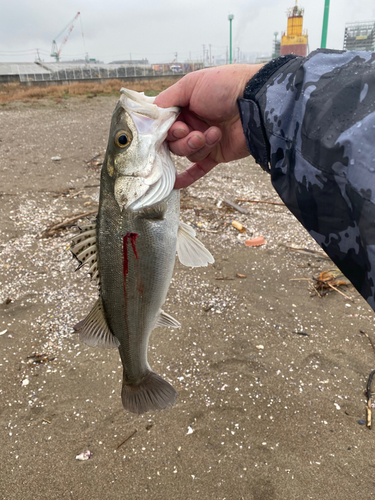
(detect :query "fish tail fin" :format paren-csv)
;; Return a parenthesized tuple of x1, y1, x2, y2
(121, 370, 177, 414)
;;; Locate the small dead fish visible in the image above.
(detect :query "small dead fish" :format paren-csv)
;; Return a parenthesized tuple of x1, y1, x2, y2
(70, 88, 214, 414)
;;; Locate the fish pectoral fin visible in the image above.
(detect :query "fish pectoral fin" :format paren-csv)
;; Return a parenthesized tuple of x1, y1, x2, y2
(176, 221, 215, 268)
(75, 298, 120, 349)
(155, 309, 181, 329)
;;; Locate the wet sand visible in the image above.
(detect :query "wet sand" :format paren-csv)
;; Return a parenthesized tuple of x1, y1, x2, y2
(1, 96, 375, 500)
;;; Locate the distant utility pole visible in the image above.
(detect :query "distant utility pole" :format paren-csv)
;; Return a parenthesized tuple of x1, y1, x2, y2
(202, 44, 206, 66)
(209, 44, 212, 66)
(228, 14, 234, 64)
(321, 0, 330, 48)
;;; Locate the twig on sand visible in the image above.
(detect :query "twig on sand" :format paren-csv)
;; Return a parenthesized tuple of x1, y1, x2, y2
(115, 429, 138, 450)
(222, 197, 249, 214)
(327, 283, 354, 302)
(41, 210, 97, 238)
(285, 246, 329, 258)
(360, 330, 375, 354)
(236, 198, 285, 207)
(310, 284, 322, 298)
(365, 370, 375, 429)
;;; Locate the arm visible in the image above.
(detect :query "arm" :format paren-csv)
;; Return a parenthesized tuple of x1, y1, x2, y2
(241, 49, 375, 308)
(156, 51, 375, 309)
(154, 64, 263, 188)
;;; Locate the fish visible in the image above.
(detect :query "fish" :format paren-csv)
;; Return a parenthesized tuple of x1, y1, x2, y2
(70, 88, 214, 414)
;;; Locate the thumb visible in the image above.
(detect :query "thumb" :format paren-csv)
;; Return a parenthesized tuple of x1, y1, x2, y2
(154, 74, 195, 109)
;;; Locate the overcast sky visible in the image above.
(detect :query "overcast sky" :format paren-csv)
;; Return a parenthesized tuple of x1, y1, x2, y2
(1, 0, 374, 64)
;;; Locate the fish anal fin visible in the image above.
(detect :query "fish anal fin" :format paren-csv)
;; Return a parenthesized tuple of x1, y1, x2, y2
(122, 370, 177, 414)
(155, 309, 180, 329)
(75, 299, 120, 349)
(177, 221, 215, 268)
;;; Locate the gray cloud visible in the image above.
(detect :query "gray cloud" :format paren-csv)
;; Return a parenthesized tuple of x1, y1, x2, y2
(0, 0, 373, 63)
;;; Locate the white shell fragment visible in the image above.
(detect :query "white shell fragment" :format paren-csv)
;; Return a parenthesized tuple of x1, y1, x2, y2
(75, 450, 92, 461)
(51, 156, 61, 161)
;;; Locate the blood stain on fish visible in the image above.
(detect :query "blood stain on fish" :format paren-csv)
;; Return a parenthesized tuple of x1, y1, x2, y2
(123, 232, 144, 305)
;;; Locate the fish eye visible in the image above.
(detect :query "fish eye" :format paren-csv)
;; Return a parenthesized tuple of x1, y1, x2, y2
(115, 131, 131, 148)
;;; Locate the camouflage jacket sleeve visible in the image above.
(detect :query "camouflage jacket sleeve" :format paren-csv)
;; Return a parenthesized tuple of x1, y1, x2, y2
(238, 49, 375, 309)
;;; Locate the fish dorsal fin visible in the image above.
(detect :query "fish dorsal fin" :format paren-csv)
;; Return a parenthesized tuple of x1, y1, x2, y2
(177, 221, 215, 268)
(70, 221, 100, 283)
(155, 309, 181, 329)
(75, 299, 120, 349)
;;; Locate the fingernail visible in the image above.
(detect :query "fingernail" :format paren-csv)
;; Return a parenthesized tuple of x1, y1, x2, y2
(205, 129, 220, 146)
(172, 128, 187, 139)
(187, 135, 203, 149)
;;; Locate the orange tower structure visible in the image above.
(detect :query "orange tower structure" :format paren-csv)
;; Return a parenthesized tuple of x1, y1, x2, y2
(280, 2, 308, 56)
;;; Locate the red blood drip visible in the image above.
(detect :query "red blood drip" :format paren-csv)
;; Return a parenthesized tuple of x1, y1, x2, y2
(123, 233, 139, 279)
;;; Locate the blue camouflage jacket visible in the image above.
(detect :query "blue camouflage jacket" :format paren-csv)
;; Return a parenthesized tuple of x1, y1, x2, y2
(238, 49, 375, 310)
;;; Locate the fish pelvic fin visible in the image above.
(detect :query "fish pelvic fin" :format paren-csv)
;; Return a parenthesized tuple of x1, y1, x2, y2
(121, 371, 177, 414)
(155, 309, 181, 329)
(74, 298, 120, 349)
(177, 221, 215, 268)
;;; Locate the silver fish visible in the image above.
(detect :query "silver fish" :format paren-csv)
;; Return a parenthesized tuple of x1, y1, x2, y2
(70, 88, 214, 414)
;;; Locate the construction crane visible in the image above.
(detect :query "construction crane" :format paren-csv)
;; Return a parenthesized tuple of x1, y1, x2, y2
(51, 12, 80, 62)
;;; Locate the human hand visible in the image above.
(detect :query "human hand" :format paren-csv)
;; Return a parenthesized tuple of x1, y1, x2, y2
(154, 64, 263, 188)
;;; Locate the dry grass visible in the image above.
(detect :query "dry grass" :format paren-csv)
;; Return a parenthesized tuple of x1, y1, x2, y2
(0, 80, 162, 105)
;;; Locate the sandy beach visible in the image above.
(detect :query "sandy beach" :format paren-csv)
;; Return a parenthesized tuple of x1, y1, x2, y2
(1, 95, 375, 500)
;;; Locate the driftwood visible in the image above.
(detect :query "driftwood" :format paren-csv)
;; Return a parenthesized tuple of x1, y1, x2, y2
(41, 210, 97, 238)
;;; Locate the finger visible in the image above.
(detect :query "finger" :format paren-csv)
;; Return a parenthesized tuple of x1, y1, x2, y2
(174, 157, 218, 189)
(167, 131, 206, 157)
(168, 108, 209, 139)
(186, 127, 222, 163)
(154, 75, 194, 109)
(166, 121, 190, 141)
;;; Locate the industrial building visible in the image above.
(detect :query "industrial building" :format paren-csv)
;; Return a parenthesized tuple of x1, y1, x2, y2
(343, 21, 375, 52)
(280, 3, 308, 57)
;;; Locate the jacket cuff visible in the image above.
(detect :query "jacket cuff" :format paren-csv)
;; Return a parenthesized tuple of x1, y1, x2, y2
(238, 97, 270, 171)
(238, 55, 298, 172)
